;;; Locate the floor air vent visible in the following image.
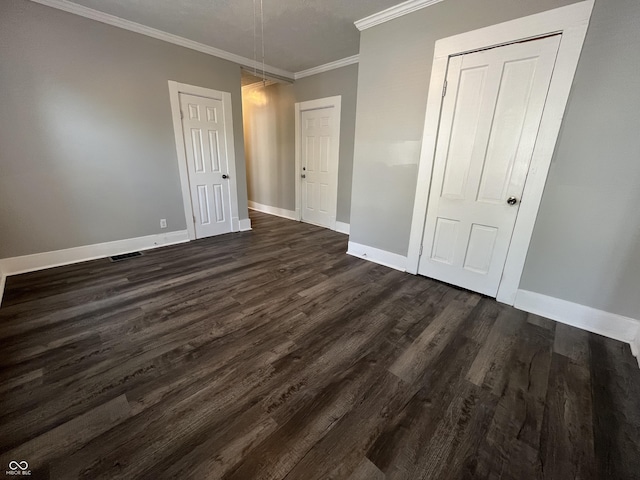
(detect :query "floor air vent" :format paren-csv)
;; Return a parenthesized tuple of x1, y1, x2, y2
(109, 251, 144, 262)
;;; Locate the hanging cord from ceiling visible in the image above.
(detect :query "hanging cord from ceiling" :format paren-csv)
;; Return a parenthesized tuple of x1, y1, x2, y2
(253, 0, 257, 77)
(252, 0, 266, 85)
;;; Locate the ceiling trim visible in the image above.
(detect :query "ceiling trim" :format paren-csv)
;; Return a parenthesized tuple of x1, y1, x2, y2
(354, 0, 444, 31)
(29, 0, 295, 79)
(241, 80, 279, 91)
(294, 55, 359, 80)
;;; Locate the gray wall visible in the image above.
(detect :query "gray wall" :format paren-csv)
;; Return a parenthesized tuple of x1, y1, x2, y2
(519, 0, 640, 319)
(350, 0, 640, 318)
(242, 83, 296, 211)
(350, 0, 577, 254)
(241, 64, 358, 224)
(0, 0, 249, 259)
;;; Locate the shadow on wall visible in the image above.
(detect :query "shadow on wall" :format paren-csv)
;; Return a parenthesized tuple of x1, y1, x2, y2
(349, 141, 421, 255)
(241, 84, 296, 211)
(609, 182, 640, 318)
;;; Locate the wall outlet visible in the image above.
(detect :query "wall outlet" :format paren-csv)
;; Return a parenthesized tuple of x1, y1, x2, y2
(160, 219, 167, 229)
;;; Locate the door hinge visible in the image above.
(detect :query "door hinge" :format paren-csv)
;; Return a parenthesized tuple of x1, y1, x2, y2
(419, 245, 423, 256)
(180, 111, 184, 120)
(442, 80, 448, 97)
(192, 215, 196, 224)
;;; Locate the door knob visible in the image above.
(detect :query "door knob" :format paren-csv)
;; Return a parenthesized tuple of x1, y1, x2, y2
(507, 196, 518, 205)
(222, 174, 229, 179)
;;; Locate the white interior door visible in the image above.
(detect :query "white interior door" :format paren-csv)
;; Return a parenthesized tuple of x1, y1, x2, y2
(179, 92, 233, 238)
(300, 105, 339, 229)
(419, 35, 561, 296)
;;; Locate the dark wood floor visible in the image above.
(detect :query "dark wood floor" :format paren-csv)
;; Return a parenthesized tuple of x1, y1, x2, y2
(1, 211, 639, 479)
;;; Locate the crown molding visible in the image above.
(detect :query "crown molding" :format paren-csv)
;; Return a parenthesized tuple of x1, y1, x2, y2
(29, 0, 295, 79)
(294, 55, 359, 80)
(354, 0, 444, 31)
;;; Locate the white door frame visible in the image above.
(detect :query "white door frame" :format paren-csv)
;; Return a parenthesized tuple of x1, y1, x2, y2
(294, 95, 342, 230)
(407, 0, 594, 305)
(168, 81, 241, 240)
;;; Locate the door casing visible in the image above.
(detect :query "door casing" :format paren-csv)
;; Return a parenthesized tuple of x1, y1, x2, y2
(407, 0, 595, 305)
(295, 96, 342, 231)
(168, 81, 241, 240)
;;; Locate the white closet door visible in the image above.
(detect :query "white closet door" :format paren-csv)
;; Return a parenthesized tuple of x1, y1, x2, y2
(419, 35, 561, 296)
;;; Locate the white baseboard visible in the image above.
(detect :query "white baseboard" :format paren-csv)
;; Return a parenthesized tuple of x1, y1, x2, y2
(248, 201, 297, 221)
(249, 201, 349, 236)
(346, 241, 407, 272)
(631, 336, 640, 357)
(514, 289, 640, 365)
(629, 335, 640, 368)
(0, 268, 5, 308)
(335, 221, 350, 235)
(239, 218, 252, 231)
(0, 230, 190, 306)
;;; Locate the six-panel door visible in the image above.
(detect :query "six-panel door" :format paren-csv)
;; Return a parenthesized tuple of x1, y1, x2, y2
(301, 107, 335, 229)
(179, 93, 232, 238)
(419, 35, 561, 296)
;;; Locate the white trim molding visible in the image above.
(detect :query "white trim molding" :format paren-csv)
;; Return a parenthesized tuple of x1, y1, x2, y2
(355, 0, 444, 31)
(295, 96, 342, 232)
(294, 55, 359, 80)
(515, 289, 640, 354)
(249, 202, 350, 236)
(335, 222, 350, 235)
(28, 0, 370, 83)
(406, 1, 595, 307)
(0, 230, 189, 306)
(168, 81, 242, 241)
(631, 336, 640, 368)
(248, 201, 297, 221)
(347, 241, 407, 272)
(239, 218, 252, 232)
(0, 267, 6, 307)
(0, 231, 189, 277)
(29, 0, 294, 79)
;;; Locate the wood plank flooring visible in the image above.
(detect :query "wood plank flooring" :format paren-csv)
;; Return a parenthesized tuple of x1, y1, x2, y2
(1, 211, 639, 479)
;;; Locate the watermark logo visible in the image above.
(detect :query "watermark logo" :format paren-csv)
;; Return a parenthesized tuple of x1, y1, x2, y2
(5, 461, 31, 476)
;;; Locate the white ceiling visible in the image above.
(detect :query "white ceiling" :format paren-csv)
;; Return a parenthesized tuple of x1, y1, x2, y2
(62, 0, 407, 73)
